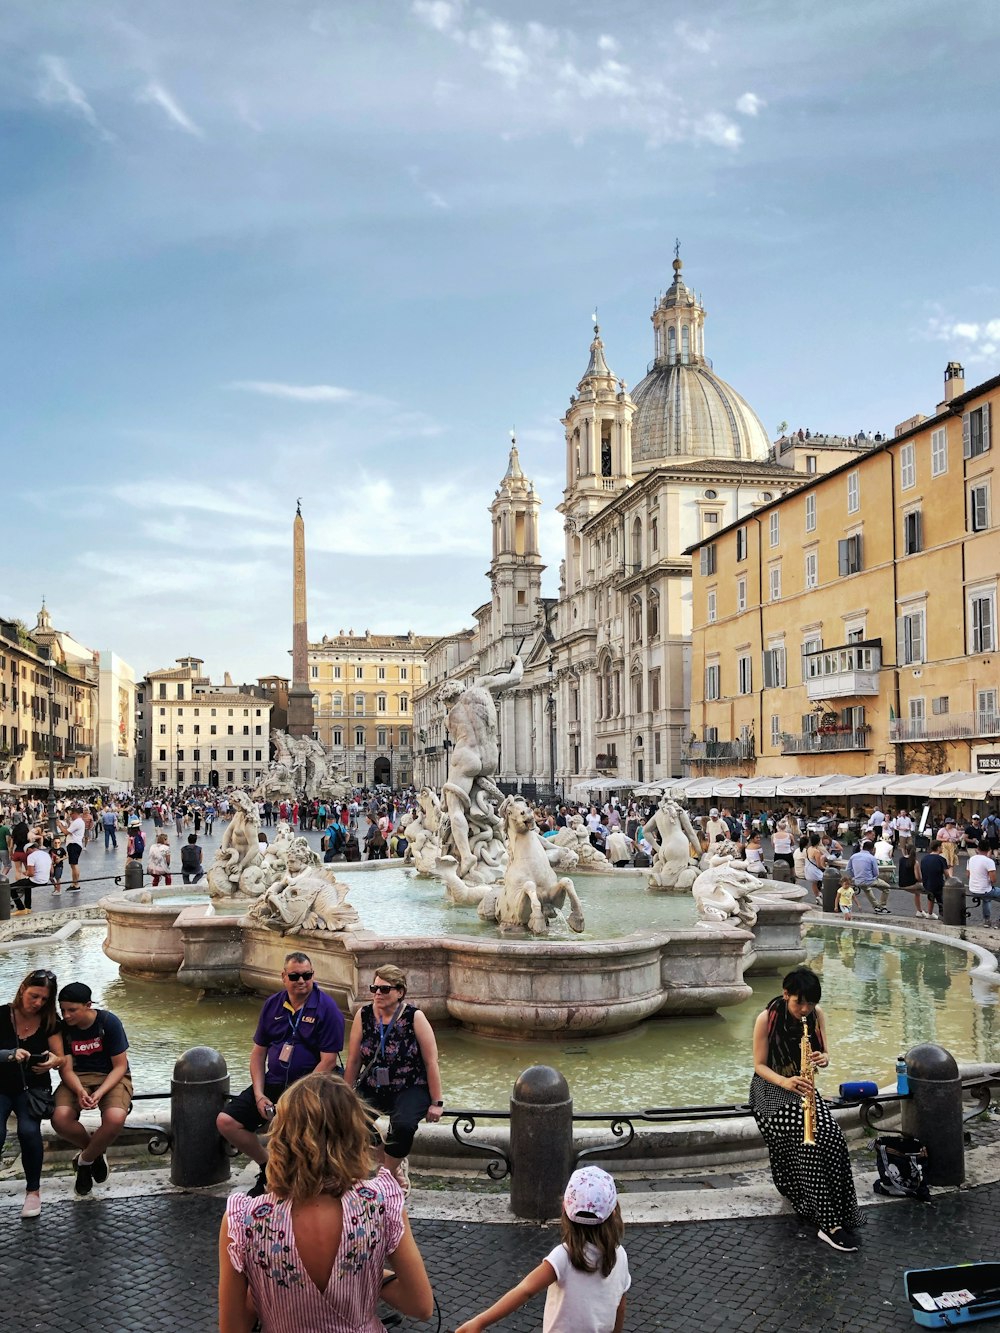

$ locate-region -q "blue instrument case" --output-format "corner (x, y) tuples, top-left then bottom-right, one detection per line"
(904, 1263), (1000, 1327)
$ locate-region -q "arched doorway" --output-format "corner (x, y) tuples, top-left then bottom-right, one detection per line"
(208, 770), (220, 789)
(373, 756), (391, 787)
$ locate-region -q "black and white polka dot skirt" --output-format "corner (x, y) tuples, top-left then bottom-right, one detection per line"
(750, 1075), (864, 1232)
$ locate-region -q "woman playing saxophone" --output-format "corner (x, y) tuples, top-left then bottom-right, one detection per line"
(750, 967), (863, 1254)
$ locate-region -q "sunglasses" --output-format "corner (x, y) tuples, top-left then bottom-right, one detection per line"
(369, 984), (399, 995)
(285, 971), (314, 982)
(28, 970), (55, 986)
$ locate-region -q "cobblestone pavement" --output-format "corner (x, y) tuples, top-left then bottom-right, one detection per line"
(3, 1181), (998, 1332)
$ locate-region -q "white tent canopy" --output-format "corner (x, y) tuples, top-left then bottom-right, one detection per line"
(927, 771), (1000, 801)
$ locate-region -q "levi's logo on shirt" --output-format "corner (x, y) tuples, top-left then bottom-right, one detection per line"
(70, 1035), (104, 1057)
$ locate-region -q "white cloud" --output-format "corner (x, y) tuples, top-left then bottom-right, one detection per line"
(597, 35), (619, 54)
(673, 21), (715, 55)
(925, 315), (1000, 364)
(693, 111), (743, 149)
(137, 81), (205, 137)
(37, 54), (113, 140)
(736, 92), (765, 117)
(227, 380), (359, 403)
(412, 1), (465, 35)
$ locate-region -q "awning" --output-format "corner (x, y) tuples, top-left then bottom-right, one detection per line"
(880, 773), (960, 800)
(810, 773), (872, 798)
(775, 776), (833, 798)
(927, 771), (1000, 801)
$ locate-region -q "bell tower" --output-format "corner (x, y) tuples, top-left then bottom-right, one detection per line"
(489, 438), (544, 640)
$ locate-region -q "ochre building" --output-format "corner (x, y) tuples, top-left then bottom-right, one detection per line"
(688, 362), (999, 778)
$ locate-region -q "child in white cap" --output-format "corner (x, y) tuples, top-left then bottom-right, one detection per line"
(455, 1165), (630, 1332)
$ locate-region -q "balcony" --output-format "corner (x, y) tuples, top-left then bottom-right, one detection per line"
(781, 727), (872, 754)
(686, 739), (756, 766)
(803, 640), (882, 701)
(595, 754), (618, 771)
(890, 711), (1000, 743)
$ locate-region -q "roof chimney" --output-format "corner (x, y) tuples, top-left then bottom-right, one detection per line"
(943, 361), (965, 403)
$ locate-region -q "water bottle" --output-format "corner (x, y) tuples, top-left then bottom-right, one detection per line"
(896, 1054), (909, 1097)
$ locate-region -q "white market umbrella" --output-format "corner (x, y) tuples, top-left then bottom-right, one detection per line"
(927, 771), (1000, 801)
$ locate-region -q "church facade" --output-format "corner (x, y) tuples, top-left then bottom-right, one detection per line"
(414, 257), (859, 795)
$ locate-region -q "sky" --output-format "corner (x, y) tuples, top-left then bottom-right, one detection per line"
(2, 0), (999, 683)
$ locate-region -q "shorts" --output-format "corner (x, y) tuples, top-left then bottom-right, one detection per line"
(55, 1071), (133, 1114)
(222, 1082), (290, 1134)
(925, 885), (944, 906)
(11, 850), (27, 864)
(67, 844), (83, 866)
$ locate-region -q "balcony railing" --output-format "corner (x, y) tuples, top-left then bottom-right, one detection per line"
(781, 727), (872, 754)
(890, 711), (1000, 743)
(803, 640), (882, 701)
(686, 739), (756, 765)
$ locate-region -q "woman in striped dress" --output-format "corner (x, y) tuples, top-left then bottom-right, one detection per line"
(750, 967), (864, 1254)
(219, 1074), (433, 1332)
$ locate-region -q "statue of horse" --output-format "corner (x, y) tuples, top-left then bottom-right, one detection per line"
(478, 796), (584, 934)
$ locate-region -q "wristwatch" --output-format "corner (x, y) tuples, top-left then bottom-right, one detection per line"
(432, 1100), (444, 1107)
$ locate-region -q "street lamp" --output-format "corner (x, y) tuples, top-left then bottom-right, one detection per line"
(546, 659), (557, 802)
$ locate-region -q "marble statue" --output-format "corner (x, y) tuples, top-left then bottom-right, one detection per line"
(477, 796), (585, 935)
(698, 837), (744, 868)
(551, 815), (610, 870)
(645, 798), (701, 891)
(435, 657), (523, 894)
(206, 791), (262, 898)
(247, 838), (360, 935)
(238, 821), (296, 899)
(401, 786), (443, 876)
(691, 857), (761, 929)
(257, 730), (352, 805)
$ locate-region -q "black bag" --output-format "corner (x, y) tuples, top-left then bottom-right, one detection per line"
(24, 1083), (54, 1120)
(873, 1133), (929, 1200)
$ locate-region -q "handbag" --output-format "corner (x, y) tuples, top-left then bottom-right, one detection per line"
(24, 1083), (55, 1120)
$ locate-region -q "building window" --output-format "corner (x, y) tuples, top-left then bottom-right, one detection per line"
(978, 689), (998, 726)
(847, 470), (860, 514)
(707, 590), (717, 623)
(650, 670), (660, 712)
(969, 481), (990, 532)
(377, 694), (387, 713)
(629, 595), (642, 641)
(378, 666), (386, 681)
(704, 511), (720, 532)
(158, 683), (166, 699)
(735, 526), (747, 562)
(970, 590), (997, 653)
(763, 646), (786, 689)
(176, 749), (184, 761)
(909, 698), (925, 722)
(899, 609), (925, 665)
(704, 663), (721, 701)
(377, 728), (387, 746)
(769, 564), (782, 601)
(158, 772), (166, 784)
(400, 728), (409, 745)
(400, 667), (408, 681)
(903, 509), (922, 554)
(159, 723), (166, 735)
(804, 493), (816, 533)
(770, 714), (781, 746)
(738, 655), (752, 695)
(254, 750), (261, 762)
(400, 696), (408, 713)
(736, 576), (747, 613)
(355, 666), (364, 680)
(158, 749), (166, 761)
(932, 696), (950, 715)
(699, 544), (716, 576)
(838, 533), (863, 575)
(226, 749), (234, 761)
(332, 692), (343, 714)
(333, 728), (342, 746)
(931, 427), (948, 476)
(899, 442), (916, 490)
(653, 731), (661, 764)
(310, 666), (318, 679)
(651, 519), (658, 551)
(647, 593), (659, 639)
(804, 550), (818, 589)
(354, 694), (364, 714)
(242, 749), (250, 762)
(963, 403), (991, 458)
(333, 666), (341, 680)
(355, 728), (365, 747)
(769, 511), (780, 547)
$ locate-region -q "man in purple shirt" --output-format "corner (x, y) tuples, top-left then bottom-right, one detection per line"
(216, 950), (345, 1195)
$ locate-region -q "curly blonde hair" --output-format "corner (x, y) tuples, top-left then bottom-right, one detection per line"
(265, 1074), (373, 1201)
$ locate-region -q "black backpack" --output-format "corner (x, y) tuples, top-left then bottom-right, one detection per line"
(873, 1134), (929, 1201)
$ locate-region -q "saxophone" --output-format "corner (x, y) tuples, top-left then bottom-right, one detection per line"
(801, 1017), (817, 1146)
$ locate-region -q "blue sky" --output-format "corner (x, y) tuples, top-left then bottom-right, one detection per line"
(2, 0), (998, 683)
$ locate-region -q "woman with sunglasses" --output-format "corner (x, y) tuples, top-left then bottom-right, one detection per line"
(344, 964), (443, 1196)
(1, 969), (64, 1218)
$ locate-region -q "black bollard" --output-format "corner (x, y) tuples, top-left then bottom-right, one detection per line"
(510, 1065), (574, 1220)
(942, 877), (967, 927)
(124, 860), (144, 890)
(901, 1043), (964, 1186)
(0, 879), (10, 922)
(821, 866), (841, 914)
(171, 1046), (231, 1187)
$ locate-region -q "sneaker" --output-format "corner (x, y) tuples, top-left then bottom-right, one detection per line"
(90, 1153), (109, 1184)
(929, 912), (939, 920)
(12, 909), (31, 916)
(818, 1226), (858, 1253)
(21, 1192), (41, 1219)
(246, 1168), (268, 1198)
(915, 910), (926, 918)
(73, 1155), (94, 1197)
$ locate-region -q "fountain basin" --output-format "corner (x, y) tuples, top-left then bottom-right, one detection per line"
(100, 877), (810, 1039)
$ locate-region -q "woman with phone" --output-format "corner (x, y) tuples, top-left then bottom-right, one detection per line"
(343, 964), (444, 1196)
(0, 968), (63, 1217)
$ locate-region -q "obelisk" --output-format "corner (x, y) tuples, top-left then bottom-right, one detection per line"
(287, 499), (315, 737)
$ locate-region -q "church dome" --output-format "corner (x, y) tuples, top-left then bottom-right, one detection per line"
(630, 257), (771, 466)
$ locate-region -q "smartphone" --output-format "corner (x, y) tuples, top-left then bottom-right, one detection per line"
(29, 1052), (51, 1064)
